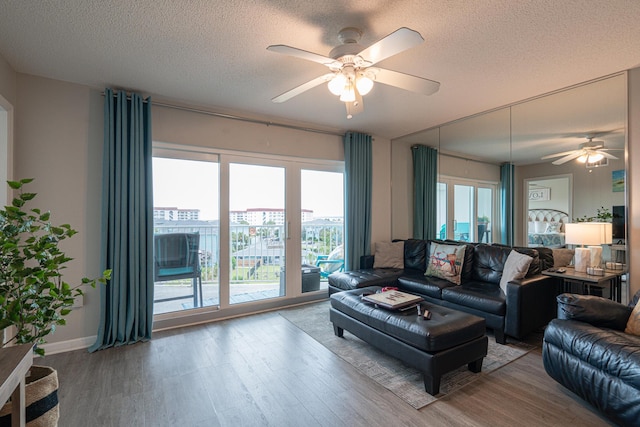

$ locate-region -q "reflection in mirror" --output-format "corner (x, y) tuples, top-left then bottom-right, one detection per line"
(513, 73), (626, 259)
(437, 108), (511, 244)
(524, 175), (572, 248)
(391, 72), (626, 264)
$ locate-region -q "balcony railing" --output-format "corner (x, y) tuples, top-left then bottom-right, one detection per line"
(154, 221), (343, 284)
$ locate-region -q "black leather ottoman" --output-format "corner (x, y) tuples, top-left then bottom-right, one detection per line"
(330, 286), (488, 395)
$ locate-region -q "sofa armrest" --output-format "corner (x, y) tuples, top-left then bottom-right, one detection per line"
(556, 293), (633, 331)
(505, 275), (558, 339)
(360, 255), (374, 269)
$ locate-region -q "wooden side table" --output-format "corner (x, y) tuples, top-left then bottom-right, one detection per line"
(542, 267), (625, 302)
(0, 344), (33, 427)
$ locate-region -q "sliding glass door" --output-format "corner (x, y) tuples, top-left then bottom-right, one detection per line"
(229, 162), (285, 304)
(438, 177), (497, 243)
(152, 144), (344, 317)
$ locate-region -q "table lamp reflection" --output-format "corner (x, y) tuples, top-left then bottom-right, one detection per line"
(564, 222), (612, 273)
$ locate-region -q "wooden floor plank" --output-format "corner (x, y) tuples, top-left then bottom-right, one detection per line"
(41, 306), (614, 426)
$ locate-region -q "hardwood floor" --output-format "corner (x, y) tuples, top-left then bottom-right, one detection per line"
(41, 304), (613, 426)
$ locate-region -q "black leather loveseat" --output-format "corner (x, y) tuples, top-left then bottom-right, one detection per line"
(328, 239), (558, 344)
(543, 293), (640, 426)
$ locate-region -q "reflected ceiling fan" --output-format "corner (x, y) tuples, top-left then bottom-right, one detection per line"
(267, 27), (440, 119)
(541, 136), (622, 165)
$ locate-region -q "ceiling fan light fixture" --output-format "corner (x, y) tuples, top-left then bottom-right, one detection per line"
(328, 74), (346, 95)
(578, 152), (604, 163)
(339, 81), (356, 102)
(356, 74), (374, 96)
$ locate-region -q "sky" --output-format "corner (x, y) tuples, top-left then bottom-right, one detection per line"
(153, 157), (344, 221)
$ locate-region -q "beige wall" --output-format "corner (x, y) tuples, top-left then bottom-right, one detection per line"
(0, 54), (16, 105)
(5, 73), (393, 348)
(13, 75), (104, 346)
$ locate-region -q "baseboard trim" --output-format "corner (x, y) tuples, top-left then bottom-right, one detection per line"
(40, 335), (97, 356)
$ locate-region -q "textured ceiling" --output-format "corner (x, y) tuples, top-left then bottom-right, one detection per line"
(1, 0), (640, 145)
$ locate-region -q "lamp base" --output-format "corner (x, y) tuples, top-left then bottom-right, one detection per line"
(574, 247), (590, 273)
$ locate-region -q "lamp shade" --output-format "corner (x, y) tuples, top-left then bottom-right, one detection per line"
(564, 222), (613, 246)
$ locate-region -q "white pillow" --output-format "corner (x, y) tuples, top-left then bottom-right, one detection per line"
(373, 241), (404, 269)
(534, 221), (546, 233)
(499, 250), (534, 294)
(527, 221), (535, 234)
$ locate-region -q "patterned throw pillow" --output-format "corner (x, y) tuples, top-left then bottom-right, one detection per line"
(425, 243), (466, 285)
(625, 301), (640, 336)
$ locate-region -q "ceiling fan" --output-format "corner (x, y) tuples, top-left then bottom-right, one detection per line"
(540, 136), (622, 165)
(267, 27), (440, 119)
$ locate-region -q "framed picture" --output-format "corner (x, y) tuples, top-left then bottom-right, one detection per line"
(612, 170), (625, 192)
(529, 187), (550, 201)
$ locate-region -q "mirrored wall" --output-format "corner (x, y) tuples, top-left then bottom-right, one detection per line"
(392, 72), (627, 255)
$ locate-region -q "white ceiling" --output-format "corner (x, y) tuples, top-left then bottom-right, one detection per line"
(1, 0), (640, 143)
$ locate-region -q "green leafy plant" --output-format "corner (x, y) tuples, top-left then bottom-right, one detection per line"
(0, 178), (110, 355)
(574, 206), (613, 223)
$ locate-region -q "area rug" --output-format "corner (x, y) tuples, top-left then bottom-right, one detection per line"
(279, 301), (537, 410)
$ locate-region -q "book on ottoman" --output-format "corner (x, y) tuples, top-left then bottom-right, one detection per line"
(363, 290), (423, 310)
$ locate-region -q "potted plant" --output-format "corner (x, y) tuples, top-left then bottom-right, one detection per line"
(0, 178), (110, 425)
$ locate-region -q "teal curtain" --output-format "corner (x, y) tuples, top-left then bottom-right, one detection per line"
(500, 163), (514, 246)
(412, 145), (438, 239)
(344, 132), (372, 270)
(90, 89), (154, 352)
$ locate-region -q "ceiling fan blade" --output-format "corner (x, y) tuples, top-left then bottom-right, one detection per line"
(272, 74), (333, 103)
(374, 68), (440, 95)
(552, 151), (583, 165)
(358, 27), (424, 66)
(345, 91), (364, 119)
(600, 151), (619, 160)
(267, 45), (341, 69)
(541, 150), (579, 160)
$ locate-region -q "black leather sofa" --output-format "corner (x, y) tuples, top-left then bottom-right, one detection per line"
(328, 239), (558, 344)
(543, 293), (640, 427)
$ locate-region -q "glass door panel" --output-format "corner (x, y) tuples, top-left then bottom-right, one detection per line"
(152, 156), (219, 315)
(436, 182), (447, 239)
(229, 163), (285, 304)
(453, 184), (474, 241)
(301, 169), (344, 292)
(477, 187), (493, 243)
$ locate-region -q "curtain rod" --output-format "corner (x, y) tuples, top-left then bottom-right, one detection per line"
(101, 91), (344, 137)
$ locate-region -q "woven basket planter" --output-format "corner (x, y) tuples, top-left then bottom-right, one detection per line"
(0, 366), (60, 427)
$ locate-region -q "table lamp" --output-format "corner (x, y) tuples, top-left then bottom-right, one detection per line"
(564, 222), (612, 273)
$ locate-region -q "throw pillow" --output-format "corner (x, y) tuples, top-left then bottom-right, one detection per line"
(545, 222), (559, 233)
(373, 241), (404, 269)
(551, 248), (575, 268)
(625, 301), (640, 336)
(425, 243), (466, 285)
(499, 250), (534, 294)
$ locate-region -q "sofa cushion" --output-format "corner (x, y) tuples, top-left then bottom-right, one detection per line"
(373, 241), (405, 269)
(397, 273), (457, 299)
(328, 269), (402, 291)
(441, 281), (506, 315)
(472, 244), (509, 284)
(499, 250), (534, 293)
(425, 242), (467, 285)
(401, 239), (427, 272)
